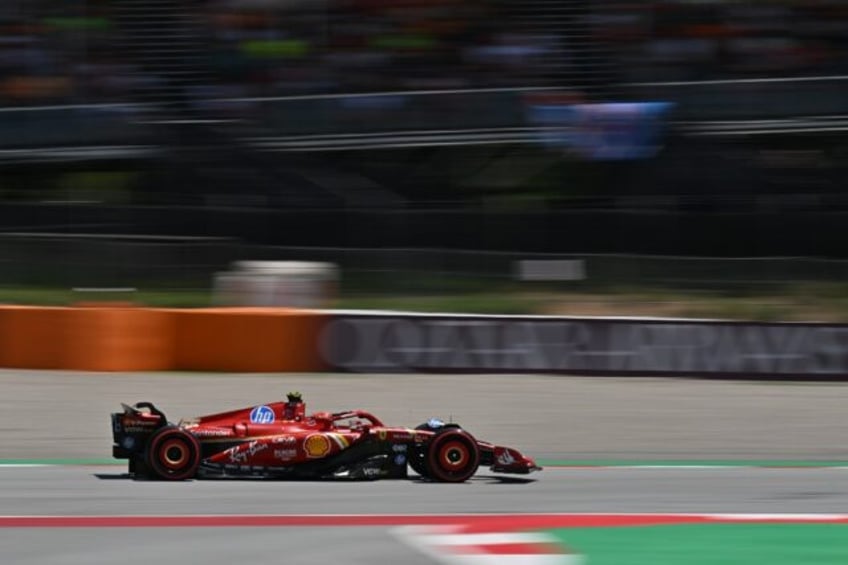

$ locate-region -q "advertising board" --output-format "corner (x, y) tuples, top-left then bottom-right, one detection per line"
(321, 314), (848, 377)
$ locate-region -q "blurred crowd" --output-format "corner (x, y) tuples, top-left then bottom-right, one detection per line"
(204, 0), (559, 98)
(599, 1), (848, 83)
(1, 0), (847, 107)
(0, 0), (560, 108)
(0, 0), (135, 106)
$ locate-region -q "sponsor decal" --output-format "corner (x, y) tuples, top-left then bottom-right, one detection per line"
(329, 434), (350, 449)
(192, 428), (234, 438)
(274, 449), (297, 461)
(377, 430), (387, 441)
(362, 467), (381, 477)
(226, 441), (269, 464)
(123, 426), (162, 433)
(250, 405), (275, 424)
(392, 444), (408, 453)
(321, 316), (848, 376)
(121, 418), (157, 433)
(391, 433), (415, 441)
(394, 454), (407, 465)
(227, 447), (248, 464)
(271, 435), (296, 445)
(246, 441), (268, 457)
(496, 450), (516, 466)
(304, 434), (331, 458)
(123, 418), (157, 427)
(121, 437), (135, 450)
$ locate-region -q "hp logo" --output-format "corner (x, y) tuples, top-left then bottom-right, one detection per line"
(250, 405), (276, 424)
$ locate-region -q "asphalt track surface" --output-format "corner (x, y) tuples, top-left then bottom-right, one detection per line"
(3, 369), (848, 460)
(4, 465), (848, 515)
(3, 465), (848, 564)
(2, 369), (848, 564)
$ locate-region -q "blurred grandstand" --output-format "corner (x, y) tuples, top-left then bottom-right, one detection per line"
(0, 0), (847, 259)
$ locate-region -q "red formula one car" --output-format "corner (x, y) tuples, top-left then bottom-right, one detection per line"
(111, 392), (541, 482)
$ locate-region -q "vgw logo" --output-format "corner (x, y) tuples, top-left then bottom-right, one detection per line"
(250, 405), (275, 424)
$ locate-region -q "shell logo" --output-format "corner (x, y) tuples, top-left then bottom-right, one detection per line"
(304, 434), (331, 458)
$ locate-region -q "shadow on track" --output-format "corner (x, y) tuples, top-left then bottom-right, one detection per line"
(92, 473), (537, 484)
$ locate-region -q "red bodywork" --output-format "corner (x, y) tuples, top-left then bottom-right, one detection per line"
(112, 397), (541, 482)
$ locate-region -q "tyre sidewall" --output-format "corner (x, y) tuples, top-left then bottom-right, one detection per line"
(411, 422), (460, 479)
(425, 429), (480, 483)
(147, 427), (201, 481)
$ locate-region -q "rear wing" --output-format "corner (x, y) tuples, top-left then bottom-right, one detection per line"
(111, 402), (169, 459)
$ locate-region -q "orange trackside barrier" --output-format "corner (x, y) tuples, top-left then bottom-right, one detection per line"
(0, 306), (328, 372)
(63, 307), (175, 372)
(0, 306), (68, 369)
(172, 308), (330, 372)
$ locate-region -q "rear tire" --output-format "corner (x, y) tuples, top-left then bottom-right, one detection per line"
(425, 429), (480, 483)
(146, 427), (201, 481)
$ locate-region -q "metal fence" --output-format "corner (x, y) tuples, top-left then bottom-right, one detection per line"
(0, 234), (239, 288)
(1, 235), (846, 293)
(254, 247), (848, 293)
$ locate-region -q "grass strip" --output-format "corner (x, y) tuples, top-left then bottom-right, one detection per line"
(549, 524), (848, 565)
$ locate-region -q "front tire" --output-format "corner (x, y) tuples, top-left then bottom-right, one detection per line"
(146, 426), (201, 481)
(425, 429), (480, 483)
(410, 422), (460, 479)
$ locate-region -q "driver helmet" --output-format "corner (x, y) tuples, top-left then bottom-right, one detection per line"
(284, 391), (304, 420)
